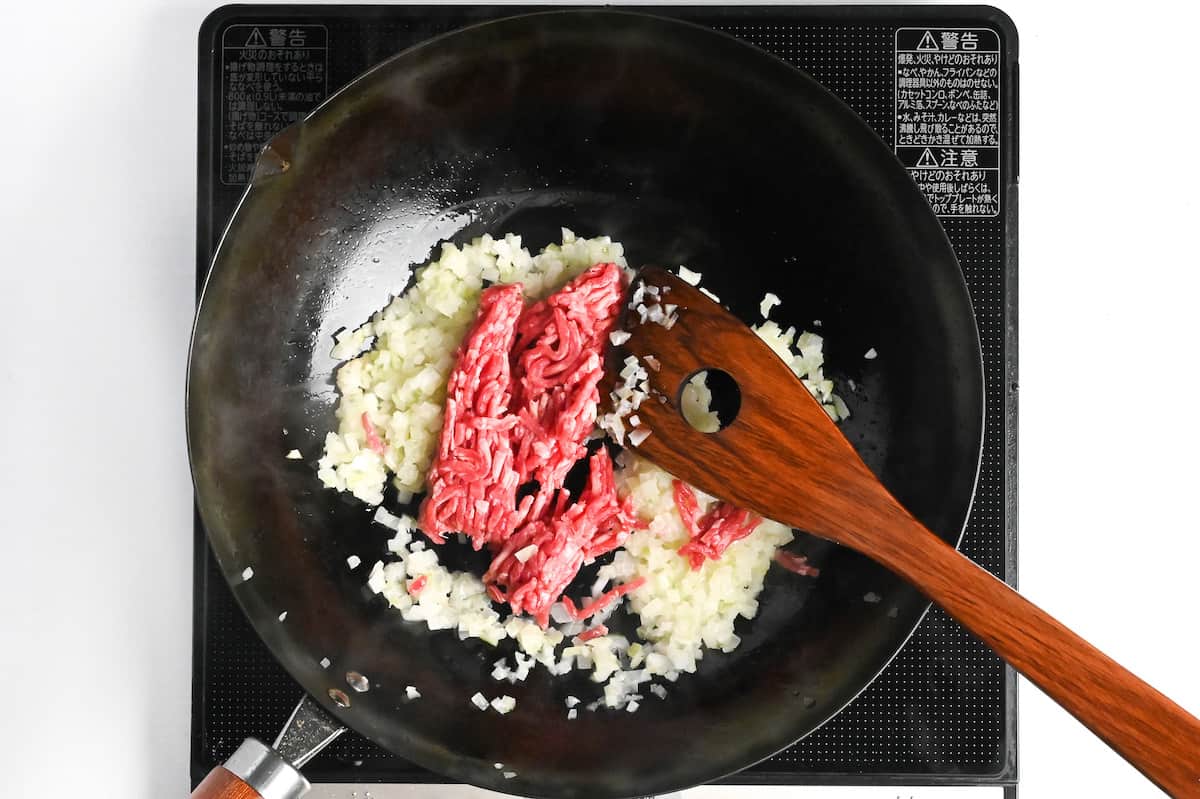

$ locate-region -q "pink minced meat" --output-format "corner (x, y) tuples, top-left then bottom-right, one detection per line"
(484, 449), (641, 626)
(561, 577), (646, 622)
(774, 550), (821, 577)
(576, 625), (608, 642)
(509, 262), (624, 494)
(672, 480), (763, 570)
(419, 284), (525, 547)
(361, 412), (386, 455)
(419, 264), (639, 625)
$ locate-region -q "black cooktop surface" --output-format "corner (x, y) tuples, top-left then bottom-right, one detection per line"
(194, 4), (1018, 789)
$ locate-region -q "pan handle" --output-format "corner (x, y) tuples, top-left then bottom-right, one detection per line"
(191, 766), (262, 799)
(191, 739), (309, 799)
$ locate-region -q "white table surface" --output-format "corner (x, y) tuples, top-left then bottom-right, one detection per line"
(2, 1), (1198, 796)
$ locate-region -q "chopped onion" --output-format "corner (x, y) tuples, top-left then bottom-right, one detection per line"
(372, 506), (405, 531)
(549, 603), (571, 624)
(676, 266), (701, 285)
(471, 692), (489, 710)
(241, 567), (254, 581)
(406, 685), (421, 699)
(609, 330), (631, 346)
(278, 611), (288, 622)
(514, 544), (538, 564)
(320, 657), (331, 669)
(759, 293), (781, 318)
(285, 449), (302, 460)
(346, 555), (362, 570)
(864, 347), (878, 359)
(367, 561), (386, 594)
(491, 695), (517, 714)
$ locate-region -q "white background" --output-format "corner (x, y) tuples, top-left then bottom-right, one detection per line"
(1, 1), (1197, 797)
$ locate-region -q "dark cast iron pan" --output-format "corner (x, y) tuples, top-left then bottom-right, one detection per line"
(187, 10), (983, 799)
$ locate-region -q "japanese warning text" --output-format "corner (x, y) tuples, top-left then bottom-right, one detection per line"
(220, 24), (329, 185)
(895, 28), (1001, 217)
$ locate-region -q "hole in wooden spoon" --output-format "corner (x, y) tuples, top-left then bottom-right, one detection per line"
(680, 369), (740, 432)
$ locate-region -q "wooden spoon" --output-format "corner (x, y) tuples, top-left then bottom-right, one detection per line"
(614, 266), (1200, 797)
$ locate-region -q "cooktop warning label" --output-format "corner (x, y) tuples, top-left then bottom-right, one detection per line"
(219, 24), (328, 185)
(895, 28), (1001, 217)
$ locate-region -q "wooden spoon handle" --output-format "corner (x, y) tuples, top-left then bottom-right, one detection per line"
(618, 267), (1200, 791)
(875, 515), (1200, 796)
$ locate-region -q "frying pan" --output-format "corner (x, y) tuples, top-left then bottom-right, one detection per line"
(187, 10), (983, 798)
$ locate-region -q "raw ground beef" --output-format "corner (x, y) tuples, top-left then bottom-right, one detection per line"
(485, 449), (641, 626)
(418, 284), (525, 546)
(672, 480), (763, 570)
(420, 263), (638, 624)
(509, 261), (625, 493)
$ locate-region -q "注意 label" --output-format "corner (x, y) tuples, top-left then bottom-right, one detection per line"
(894, 28), (1001, 217)
(219, 24), (329, 185)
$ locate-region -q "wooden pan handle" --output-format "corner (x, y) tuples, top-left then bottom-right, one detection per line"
(873, 513), (1200, 797)
(190, 739), (309, 799)
(191, 767), (262, 799)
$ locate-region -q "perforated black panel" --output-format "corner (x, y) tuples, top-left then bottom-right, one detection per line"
(195, 5), (1017, 786)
